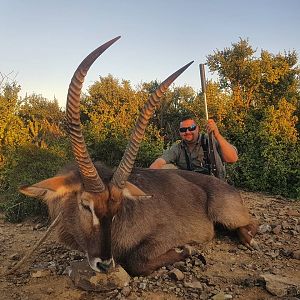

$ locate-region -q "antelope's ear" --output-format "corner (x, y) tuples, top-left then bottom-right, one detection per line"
(122, 182), (152, 201)
(19, 174), (81, 201)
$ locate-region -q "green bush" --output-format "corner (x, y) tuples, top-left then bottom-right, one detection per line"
(0, 144), (70, 222)
(84, 130), (164, 169)
(226, 105), (300, 199)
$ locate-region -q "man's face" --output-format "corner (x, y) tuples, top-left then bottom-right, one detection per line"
(179, 119), (199, 144)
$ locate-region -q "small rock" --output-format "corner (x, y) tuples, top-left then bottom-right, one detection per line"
(46, 288), (54, 295)
(173, 261), (187, 272)
(68, 260), (131, 291)
(183, 280), (203, 290)
(212, 292), (233, 300)
(265, 250), (279, 258)
(243, 278), (256, 287)
(121, 286), (131, 297)
(168, 268), (185, 281)
(272, 225), (281, 235)
(31, 269), (52, 278)
(291, 230), (298, 236)
(281, 221), (290, 230)
(280, 249), (293, 257)
(33, 223), (44, 230)
(9, 253), (20, 260)
(258, 224), (272, 234)
(260, 273), (300, 297)
(286, 209), (300, 217)
(292, 250), (300, 260)
(139, 282), (147, 289)
(237, 244), (248, 250)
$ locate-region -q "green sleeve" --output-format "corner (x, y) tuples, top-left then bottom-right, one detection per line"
(161, 143), (180, 164)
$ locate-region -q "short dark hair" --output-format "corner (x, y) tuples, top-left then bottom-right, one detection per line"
(180, 113), (195, 123)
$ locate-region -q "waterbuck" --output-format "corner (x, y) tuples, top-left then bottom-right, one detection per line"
(20, 36), (258, 276)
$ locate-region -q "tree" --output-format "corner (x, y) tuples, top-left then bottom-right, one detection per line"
(207, 38), (300, 111)
(207, 39), (300, 198)
(18, 94), (66, 148)
(81, 75), (163, 166)
(207, 38), (259, 108)
(143, 81), (197, 145)
(0, 88), (70, 222)
(0, 82), (29, 161)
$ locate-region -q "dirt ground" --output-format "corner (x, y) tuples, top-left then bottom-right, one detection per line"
(0, 190), (299, 300)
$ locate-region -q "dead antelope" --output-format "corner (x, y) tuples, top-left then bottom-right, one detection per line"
(20, 36), (258, 276)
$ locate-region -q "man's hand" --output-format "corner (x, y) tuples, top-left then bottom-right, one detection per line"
(149, 158), (167, 169)
(205, 119), (238, 163)
(206, 119), (220, 138)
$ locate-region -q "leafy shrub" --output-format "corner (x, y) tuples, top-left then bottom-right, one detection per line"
(0, 144), (70, 222)
(84, 126), (164, 169)
(227, 102), (300, 199)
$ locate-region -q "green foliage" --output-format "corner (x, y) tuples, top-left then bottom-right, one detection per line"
(136, 125), (165, 167)
(144, 81), (198, 144)
(19, 94), (66, 148)
(0, 83), (71, 222)
(0, 145), (70, 222)
(207, 39), (300, 110)
(225, 100), (300, 199)
(83, 75), (146, 139)
(206, 39), (300, 199)
(0, 83), (30, 155)
(81, 75), (164, 167)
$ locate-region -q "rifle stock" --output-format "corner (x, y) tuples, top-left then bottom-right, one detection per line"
(199, 64), (220, 178)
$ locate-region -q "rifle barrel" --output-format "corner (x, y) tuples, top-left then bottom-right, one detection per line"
(199, 64), (209, 120)
(199, 63), (220, 178)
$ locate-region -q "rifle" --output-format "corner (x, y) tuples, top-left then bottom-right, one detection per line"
(199, 64), (221, 178)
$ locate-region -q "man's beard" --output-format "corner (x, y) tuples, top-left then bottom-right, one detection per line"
(184, 137), (197, 144)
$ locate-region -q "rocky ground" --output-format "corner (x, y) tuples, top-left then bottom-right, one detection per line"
(0, 191), (299, 300)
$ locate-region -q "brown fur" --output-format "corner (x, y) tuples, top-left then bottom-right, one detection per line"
(20, 162), (257, 276)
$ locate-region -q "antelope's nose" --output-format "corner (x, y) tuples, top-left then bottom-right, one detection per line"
(97, 260), (113, 272)
(89, 257), (115, 273)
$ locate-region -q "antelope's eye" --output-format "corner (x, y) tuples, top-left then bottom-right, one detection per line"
(80, 200), (91, 212)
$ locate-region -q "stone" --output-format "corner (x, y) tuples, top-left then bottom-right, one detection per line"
(9, 253), (20, 260)
(258, 224), (272, 234)
(31, 269), (52, 278)
(292, 250), (300, 260)
(183, 280), (203, 290)
(168, 268), (185, 281)
(260, 273), (300, 297)
(286, 209), (300, 217)
(173, 261), (187, 272)
(33, 223), (44, 230)
(68, 260), (131, 292)
(281, 221), (290, 230)
(211, 292), (233, 300)
(265, 250), (279, 258)
(121, 286), (131, 297)
(272, 225), (281, 235)
(46, 288), (54, 294)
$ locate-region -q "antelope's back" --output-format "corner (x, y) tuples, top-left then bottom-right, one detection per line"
(128, 168), (246, 227)
(129, 168), (240, 203)
(111, 168), (217, 256)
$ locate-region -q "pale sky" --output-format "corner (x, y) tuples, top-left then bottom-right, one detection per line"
(1, 0), (299, 107)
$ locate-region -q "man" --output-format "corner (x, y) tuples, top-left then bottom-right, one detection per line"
(149, 118), (238, 178)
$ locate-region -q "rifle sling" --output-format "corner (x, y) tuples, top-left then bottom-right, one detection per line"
(183, 146), (193, 171)
(183, 133), (208, 172)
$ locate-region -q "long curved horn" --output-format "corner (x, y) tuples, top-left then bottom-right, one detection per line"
(111, 61), (194, 189)
(66, 36), (121, 193)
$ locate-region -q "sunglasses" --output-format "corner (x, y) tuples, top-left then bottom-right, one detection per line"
(179, 125), (197, 133)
